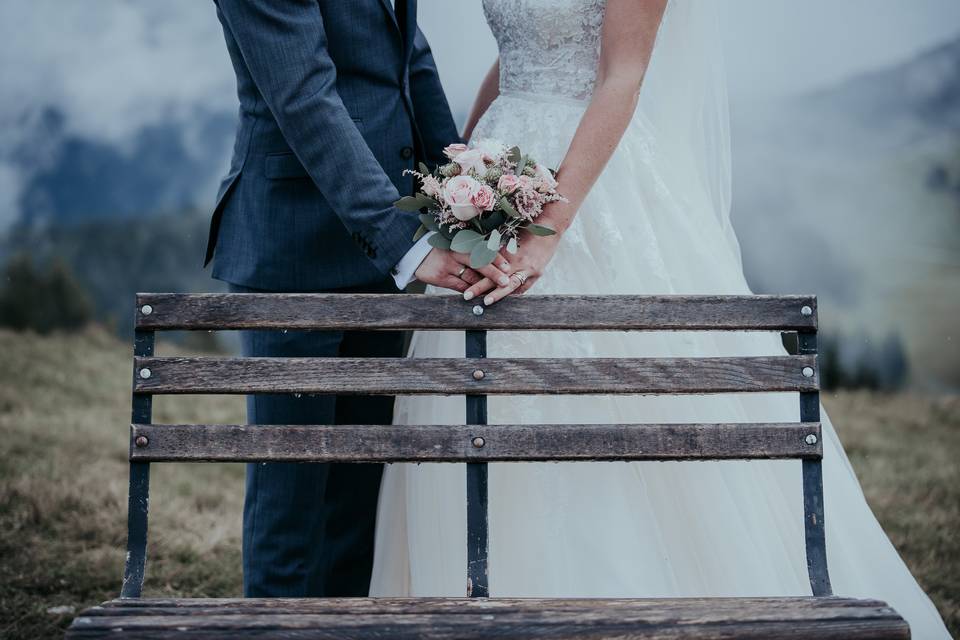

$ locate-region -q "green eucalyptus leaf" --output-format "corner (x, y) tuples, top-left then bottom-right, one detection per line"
(526, 223), (557, 237)
(396, 193), (434, 212)
(450, 229), (484, 253)
(419, 162), (430, 175)
(486, 228), (502, 251)
(479, 211), (507, 233)
(413, 224), (430, 242)
(499, 197), (520, 218)
(427, 233), (452, 250)
(395, 195), (424, 212)
(469, 242), (498, 269)
(418, 213), (440, 232)
(506, 236), (518, 254)
(506, 146), (521, 165)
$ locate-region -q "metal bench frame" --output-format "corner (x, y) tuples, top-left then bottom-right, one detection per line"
(121, 293), (828, 599)
(67, 293), (911, 638)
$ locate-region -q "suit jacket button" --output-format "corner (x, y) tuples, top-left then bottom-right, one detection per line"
(400, 146), (413, 160)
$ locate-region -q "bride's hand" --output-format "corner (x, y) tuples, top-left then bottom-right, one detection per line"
(469, 231), (562, 306)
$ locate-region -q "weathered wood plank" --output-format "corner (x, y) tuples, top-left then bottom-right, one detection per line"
(133, 355), (818, 395)
(67, 597), (908, 640)
(135, 293), (817, 331)
(129, 422), (823, 462)
(84, 596), (893, 615)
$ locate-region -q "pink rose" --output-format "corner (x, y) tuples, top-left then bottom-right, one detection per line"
(453, 148), (488, 176)
(471, 184), (496, 211)
(497, 174), (520, 194)
(517, 174), (535, 191)
(443, 143), (468, 159)
(443, 175), (482, 221)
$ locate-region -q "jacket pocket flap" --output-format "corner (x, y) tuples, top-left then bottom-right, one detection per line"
(264, 152), (309, 180)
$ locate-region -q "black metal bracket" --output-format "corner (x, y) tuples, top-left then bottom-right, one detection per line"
(799, 329), (832, 596)
(121, 329), (154, 598)
(465, 329), (489, 598)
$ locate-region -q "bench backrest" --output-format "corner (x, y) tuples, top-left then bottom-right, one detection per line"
(122, 293), (829, 599)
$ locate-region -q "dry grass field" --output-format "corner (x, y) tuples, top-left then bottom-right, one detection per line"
(0, 327), (957, 638)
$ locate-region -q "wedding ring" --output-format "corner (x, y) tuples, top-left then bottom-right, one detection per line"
(511, 271), (528, 285)
(457, 266), (467, 277)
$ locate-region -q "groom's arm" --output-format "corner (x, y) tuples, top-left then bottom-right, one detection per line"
(408, 27), (461, 165)
(387, 27), (462, 288)
(215, 0), (418, 277)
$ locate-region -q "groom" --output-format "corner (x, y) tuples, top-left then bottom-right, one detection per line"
(206, 0), (509, 597)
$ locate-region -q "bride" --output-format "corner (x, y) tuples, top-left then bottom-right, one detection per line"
(370, 1), (950, 637)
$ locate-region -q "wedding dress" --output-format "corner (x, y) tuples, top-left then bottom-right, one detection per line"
(370, 1), (950, 637)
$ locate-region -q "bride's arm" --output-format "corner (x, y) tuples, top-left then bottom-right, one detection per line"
(469, 0), (668, 305)
(462, 59), (500, 142)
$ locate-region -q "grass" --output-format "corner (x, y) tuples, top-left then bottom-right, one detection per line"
(0, 327), (956, 638)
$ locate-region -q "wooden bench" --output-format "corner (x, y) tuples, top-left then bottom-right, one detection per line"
(68, 293), (910, 639)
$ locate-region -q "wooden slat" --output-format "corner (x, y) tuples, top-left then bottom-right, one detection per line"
(135, 293), (817, 331)
(133, 355), (818, 395)
(80, 596), (899, 616)
(67, 597), (909, 639)
(129, 422), (823, 462)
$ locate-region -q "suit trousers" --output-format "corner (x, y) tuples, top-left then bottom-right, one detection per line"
(229, 281), (405, 597)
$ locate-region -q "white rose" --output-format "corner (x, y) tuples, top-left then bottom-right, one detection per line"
(473, 138), (508, 162)
(453, 148), (488, 176)
(534, 163), (559, 191)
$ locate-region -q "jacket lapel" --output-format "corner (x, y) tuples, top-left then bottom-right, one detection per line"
(401, 0), (417, 67)
(378, 0), (400, 34)
(379, 0), (416, 67)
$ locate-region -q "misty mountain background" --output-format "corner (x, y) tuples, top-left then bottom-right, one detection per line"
(0, 1), (957, 389)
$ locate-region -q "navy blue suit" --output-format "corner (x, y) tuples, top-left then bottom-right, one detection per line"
(209, 0), (458, 597)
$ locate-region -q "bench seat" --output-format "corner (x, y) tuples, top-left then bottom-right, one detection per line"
(68, 596), (909, 639)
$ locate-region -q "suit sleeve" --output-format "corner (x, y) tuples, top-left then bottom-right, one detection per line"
(216, 0), (418, 275)
(408, 27), (462, 166)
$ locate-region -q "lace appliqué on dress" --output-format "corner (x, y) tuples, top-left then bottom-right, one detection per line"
(482, 0), (607, 101)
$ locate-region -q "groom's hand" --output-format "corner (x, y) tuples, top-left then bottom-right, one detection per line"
(414, 248), (512, 294)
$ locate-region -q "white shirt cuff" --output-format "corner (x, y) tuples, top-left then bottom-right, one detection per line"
(391, 232), (435, 289)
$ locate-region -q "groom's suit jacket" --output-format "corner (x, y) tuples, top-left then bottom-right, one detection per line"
(207, 0), (459, 291)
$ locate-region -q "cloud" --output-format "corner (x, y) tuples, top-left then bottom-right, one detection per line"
(0, 0), (235, 143)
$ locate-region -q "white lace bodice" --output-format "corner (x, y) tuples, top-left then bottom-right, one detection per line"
(482, 0), (607, 102)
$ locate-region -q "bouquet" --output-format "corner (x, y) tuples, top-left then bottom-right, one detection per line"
(395, 139), (564, 268)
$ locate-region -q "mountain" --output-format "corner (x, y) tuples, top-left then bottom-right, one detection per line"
(804, 36), (960, 139)
(0, 0), (237, 230)
(5, 105), (234, 227)
(731, 35), (960, 390)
